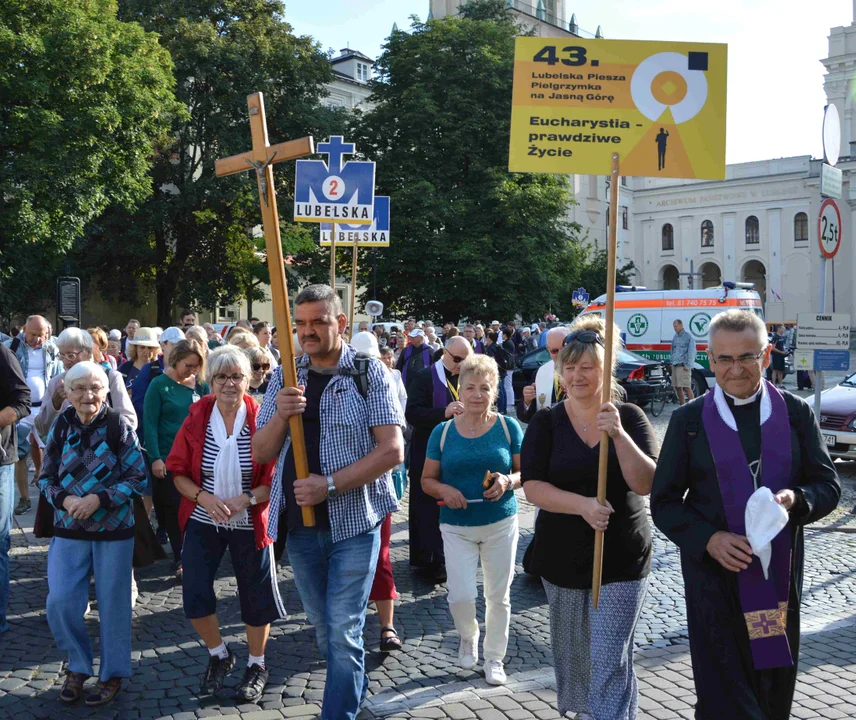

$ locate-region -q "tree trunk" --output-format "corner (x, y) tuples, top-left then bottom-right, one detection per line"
(246, 292), (253, 322)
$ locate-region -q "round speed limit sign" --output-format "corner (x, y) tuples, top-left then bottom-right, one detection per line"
(818, 198), (842, 259)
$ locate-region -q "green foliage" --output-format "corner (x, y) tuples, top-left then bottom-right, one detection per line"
(348, 1), (586, 322)
(0, 0), (180, 320)
(559, 247), (636, 319)
(75, 0), (346, 325)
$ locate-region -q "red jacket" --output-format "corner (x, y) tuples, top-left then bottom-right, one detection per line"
(166, 394), (275, 549)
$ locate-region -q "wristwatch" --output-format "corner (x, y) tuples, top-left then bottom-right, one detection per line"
(326, 475), (338, 499)
(244, 491), (257, 506)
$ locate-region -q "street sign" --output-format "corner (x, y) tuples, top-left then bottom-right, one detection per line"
(797, 312), (850, 350)
(814, 349), (850, 372)
(56, 277), (80, 324)
(794, 349), (814, 371)
(822, 103), (841, 167)
(294, 136), (375, 224)
(508, 38), (727, 178)
(818, 198), (842, 259)
(320, 196), (390, 247)
(820, 163), (842, 199)
(572, 287), (590, 308)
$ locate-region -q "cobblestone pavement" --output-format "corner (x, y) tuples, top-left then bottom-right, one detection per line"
(3, 390), (856, 719)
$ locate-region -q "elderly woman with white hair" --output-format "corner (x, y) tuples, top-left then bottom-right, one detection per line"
(242, 345), (271, 402)
(421, 354), (524, 685)
(166, 345), (280, 702)
(39, 361), (146, 706)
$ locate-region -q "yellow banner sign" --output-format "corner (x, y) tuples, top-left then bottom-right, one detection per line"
(509, 38), (727, 179)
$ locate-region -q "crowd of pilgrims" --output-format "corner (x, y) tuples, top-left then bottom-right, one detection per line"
(0, 290), (840, 720)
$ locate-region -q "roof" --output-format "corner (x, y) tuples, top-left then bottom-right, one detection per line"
(331, 48), (375, 65)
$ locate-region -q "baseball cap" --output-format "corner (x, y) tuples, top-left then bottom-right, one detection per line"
(128, 327), (160, 348)
(159, 326), (186, 344)
(408, 328), (425, 338)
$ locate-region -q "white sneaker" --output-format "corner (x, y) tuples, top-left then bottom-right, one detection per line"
(458, 633), (479, 670)
(131, 577), (139, 609)
(484, 659), (506, 685)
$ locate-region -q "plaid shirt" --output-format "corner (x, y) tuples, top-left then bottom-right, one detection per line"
(258, 343), (404, 544)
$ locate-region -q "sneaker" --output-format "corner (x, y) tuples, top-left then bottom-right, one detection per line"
(484, 660), (507, 685)
(14, 497), (31, 515)
(458, 632), (479, 670)
(234, 663), (269, 703)
(199, 648), (236, 696)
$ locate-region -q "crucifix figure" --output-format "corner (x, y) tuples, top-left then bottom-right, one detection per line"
(215, 92), (316, 526)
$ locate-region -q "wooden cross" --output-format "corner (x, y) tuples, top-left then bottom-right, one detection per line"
(215, 92), (316, 527)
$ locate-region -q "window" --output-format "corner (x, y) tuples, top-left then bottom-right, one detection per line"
(794, 212), (808, 243)
(621, 206), (628, 230)
(356, 62), (369, 82)
(621, 176), (627, 187)
(662, 223), (674, 251)
(745, 215), (759, 244)
(701, 219), (714, 248)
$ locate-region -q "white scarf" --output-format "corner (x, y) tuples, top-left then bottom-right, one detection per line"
(209, 400), (248, 527)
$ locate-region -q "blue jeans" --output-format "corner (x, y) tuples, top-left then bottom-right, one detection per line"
(46, 536), (134, 680)
(288, 524), (381, 720)
(0, 464), (14, 632)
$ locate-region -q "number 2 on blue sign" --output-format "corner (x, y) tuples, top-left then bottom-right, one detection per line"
(533, 45), (588, 67)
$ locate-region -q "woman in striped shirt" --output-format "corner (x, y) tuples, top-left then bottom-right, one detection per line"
(166, 346), (279, 704)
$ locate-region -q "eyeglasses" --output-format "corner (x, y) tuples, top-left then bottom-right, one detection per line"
(710, 349), (766, 368)
(444, 349), (466, 363)
(212, 373), (245, 386)
(563, 330), (605, 348)
(59, 350), (86, 361)
(179, 360), (200, 371)
(69, 385), (104, 396)
(252, 363), (270, 372)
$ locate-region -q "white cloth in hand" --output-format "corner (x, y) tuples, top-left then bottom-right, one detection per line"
(744, 486), (789, 579)
(209, 401), (248, 527)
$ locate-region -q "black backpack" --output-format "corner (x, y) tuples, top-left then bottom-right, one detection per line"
(52, 406), (123, 457)
(298, 352), (372, 400)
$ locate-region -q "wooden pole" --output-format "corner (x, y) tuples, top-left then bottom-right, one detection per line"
(349, 241), (359, 340)
(592, 152), (620, 609)
(330, 224), (337, 289)
(214, 93), (315, 527)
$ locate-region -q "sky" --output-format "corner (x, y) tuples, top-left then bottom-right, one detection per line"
(284, 0), (853, 165)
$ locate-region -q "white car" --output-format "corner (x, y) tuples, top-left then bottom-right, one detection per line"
(818, 373), (856, 460)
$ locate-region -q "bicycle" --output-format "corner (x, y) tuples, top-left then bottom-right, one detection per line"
(650, 376), (677, 418)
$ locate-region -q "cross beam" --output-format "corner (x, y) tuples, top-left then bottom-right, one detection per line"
(215, 92), (316, 527)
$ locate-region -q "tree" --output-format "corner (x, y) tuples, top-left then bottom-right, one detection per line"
(76, 0), (346, 326)
(348, 0), (584, 322)
(559, 247), (636, 320)
(0, 0), (180, 321)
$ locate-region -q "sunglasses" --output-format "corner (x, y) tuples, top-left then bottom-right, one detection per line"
(252, 363), (271, 372)
(444, 349), (466, 363)
(563, 330), (605, 348)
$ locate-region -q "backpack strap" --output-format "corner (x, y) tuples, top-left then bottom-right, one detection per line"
(10, 337), (21, 355)
(351, 352), (371, 401)
(497, 413), (511, 448)
(105, 407), (123, 456)
(439, 420), (453, 453)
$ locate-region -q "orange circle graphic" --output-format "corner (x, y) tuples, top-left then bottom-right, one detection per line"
(651, 71), (688, 106)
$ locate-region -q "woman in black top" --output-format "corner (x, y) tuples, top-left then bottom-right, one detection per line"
(521, 315), (658, 720)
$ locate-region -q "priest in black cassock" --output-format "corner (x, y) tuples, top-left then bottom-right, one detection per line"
(404, 336), (473, 584)
(651, 309), (840, 720)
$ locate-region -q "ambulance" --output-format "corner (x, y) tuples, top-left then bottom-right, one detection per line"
(581, 282), (764, 397)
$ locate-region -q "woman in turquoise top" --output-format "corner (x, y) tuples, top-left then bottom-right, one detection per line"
(422, 354), (523, 686)
(143, 339), (209, 581)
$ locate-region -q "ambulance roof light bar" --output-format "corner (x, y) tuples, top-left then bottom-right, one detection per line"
(722, 281), (755, 290)
(616, 285), (647, 292)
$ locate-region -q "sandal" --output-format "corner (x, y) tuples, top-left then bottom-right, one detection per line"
(59, 671), (89, 703)
(85, 677), (122, 706)
(380, 625), (403, 652)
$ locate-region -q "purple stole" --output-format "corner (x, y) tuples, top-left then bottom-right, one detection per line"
(432, 361), (454, 407)
(473, 339), (484, 354)
(702, 381), (794, 670)
(401, 344), (431, 386)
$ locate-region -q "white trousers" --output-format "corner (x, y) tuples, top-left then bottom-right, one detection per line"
(440, 514), (519, 662)
(502, 375), (514, 414)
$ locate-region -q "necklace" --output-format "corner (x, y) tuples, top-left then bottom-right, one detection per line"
(568, 402), (598, 433)
(462, 413), (492, 436)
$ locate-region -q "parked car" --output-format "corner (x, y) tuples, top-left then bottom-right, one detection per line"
(818, 373), (856, 461)
(511, 346), (671, 408)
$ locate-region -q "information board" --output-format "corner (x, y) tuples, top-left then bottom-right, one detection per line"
(796, 313), (851, 372)
(56, 277), (81, 322)
(509, 38), (727, 178)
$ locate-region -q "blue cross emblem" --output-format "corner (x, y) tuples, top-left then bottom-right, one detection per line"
(317, 136), (355, 174)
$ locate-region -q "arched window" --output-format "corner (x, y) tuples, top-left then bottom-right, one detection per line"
(662, 223), (674, 251)
(745, 215), (759, 244)
(701, 220), (714, 248)
(794, 212), (808, 243)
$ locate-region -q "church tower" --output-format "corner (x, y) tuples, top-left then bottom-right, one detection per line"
(429, 1), (570, 32)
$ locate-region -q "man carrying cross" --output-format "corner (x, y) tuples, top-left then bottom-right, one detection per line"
(651, 309), (840, 719)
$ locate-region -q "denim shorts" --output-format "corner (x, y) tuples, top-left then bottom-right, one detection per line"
(15, 422), (30, 460)
(181, 519), (285, 626)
